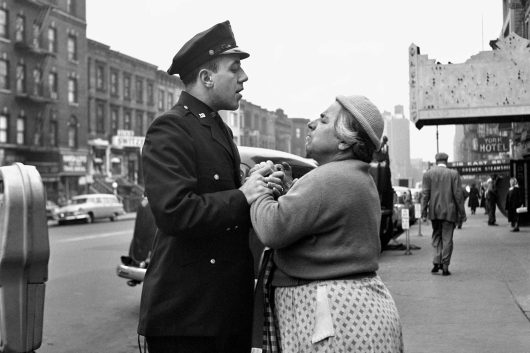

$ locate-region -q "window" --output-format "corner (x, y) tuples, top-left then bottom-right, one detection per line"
(296, 128), (300, 138)
(33, 67), (42, 96)
(0, 58), (9, 90)
(124, 110), (131, 130)
(135, 78), (143, 103)
(96, 101), (105, 133)
(68, 116), (78, 148)
(96, 64), (105, 91)
(135, 110), (143, 135)
(167, 92), (173, 109)
(147, 82), (154, 105)
(110, 107), (118, 135)
(110, 70), (118, 96)
(66, 0), (76, 14)
(32, 23), (40, 48)
(147, 113), (155, 127)
(48, 71), (57, 99)
(49, 111), (57, 146)
(15, 14), (25, 42)
(67, 34), (77, 61)
(47, 26), (56, 53)
(16, 115), (25, 144)
(0, 112), (7, 143)
(34, 113), (43, 146)
(16, 63), (25, 93)
(158, 89), (165, 110)
(68, 77), (78, 104)
(0, 8), (8, 39)
(123, 75), (131, 100)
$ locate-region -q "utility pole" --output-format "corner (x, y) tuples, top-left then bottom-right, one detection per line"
(436, 125), (439, 154)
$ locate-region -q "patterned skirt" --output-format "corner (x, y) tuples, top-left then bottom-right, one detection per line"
(274, 276), (403, 353)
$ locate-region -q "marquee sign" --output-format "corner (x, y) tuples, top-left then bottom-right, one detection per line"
(472, 136), (510, 154)
(447, 160), (510, 175)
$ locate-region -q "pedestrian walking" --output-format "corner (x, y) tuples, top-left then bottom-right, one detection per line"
(421, 152), (466, 276)
(137, 20), (281, 353)
(251, 95), (403, 352)
(505, 177), (523, 232)
(468, 183), (480, 215)
(486, 176), (498, 226)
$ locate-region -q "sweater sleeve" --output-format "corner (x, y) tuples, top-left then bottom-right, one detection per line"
(250, 172), (322, 249)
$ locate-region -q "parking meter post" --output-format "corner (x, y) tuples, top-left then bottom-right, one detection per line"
(404, 229), (412, 255)
(0, 163), (49, 353)
(414, 203), (423, 236)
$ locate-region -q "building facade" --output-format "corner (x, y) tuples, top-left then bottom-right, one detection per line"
(1, 0), (88, 202)
(383, 105), (413, 186)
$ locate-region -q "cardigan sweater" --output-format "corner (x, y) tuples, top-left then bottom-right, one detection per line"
(250, 159), (381, 280)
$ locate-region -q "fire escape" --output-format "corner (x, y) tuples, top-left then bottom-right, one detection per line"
(13, 2), (55, 124)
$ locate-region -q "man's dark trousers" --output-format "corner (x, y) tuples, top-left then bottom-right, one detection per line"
(431, 219), (455, 266)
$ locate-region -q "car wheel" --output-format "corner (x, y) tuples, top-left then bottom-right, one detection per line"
(86, 213), (94, 224)
(110, 214), (116, 222)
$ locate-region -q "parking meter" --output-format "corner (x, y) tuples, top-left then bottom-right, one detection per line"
(0, 164), (50, 353)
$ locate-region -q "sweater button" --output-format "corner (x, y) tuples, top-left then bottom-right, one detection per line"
(213, 174), (220, 180)
(210, 258), (216, 264)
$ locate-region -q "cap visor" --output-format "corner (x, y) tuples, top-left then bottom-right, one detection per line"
(221, 47), (250, 59)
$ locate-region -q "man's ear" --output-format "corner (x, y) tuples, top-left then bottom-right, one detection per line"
(199, 69), (214, 87)
(338, 142), (350, 150)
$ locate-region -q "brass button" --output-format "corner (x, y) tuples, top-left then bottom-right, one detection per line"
(213, 174), (220, 180)
(210, 258), (216, 264)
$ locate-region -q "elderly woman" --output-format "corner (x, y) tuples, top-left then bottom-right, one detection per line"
(251, 96), (403, 352)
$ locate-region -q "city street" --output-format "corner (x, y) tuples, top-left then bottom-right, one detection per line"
(41, 216), (141, 353)
(39, 208), (530, 353)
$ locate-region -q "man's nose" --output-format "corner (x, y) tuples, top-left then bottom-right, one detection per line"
(239, 70), (248, 83)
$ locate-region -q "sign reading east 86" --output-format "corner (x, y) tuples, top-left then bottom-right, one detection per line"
(112, 130), (145, 148)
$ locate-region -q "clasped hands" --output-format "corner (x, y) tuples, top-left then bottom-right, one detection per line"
(239, 160), (293, 204)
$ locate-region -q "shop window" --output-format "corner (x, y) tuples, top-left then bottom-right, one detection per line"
(16, 115), (25, 145)
(15, 14), (25, 42)
(16, 63), (25, 93)
(0, 8), (8, 39)
(0, 112), (8, 143)
(0, 58), (9, 90)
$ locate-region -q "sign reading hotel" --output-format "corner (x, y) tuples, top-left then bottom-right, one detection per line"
(472, 136), (510, 154)
(112, 129), (145, 148)
(409, 33), (530, 128)
(447, 160), (510, 175)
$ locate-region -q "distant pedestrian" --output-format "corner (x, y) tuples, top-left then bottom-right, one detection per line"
(457, 186), (469, 229)
(468, 183), (480, 215)
(480, 185), (487, 214)
(422, 152), (466, 276)
(486, 176), (498, 226)
(505, 177), (523, 232)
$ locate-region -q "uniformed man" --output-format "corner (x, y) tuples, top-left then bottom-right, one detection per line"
(138, 21), (279, 353)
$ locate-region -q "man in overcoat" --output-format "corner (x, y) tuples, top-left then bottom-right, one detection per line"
(421, 152), (466, 276)
(138, 21), (276, 353)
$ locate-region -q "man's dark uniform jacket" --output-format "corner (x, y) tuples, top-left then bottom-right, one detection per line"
(138, 91), (253, 338)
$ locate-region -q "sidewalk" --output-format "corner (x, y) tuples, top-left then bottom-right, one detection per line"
(378, 208), (530, 353)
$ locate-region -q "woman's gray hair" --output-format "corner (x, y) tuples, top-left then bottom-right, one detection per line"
(334, 106), (376, 163)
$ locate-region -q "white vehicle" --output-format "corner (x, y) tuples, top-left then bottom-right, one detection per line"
(56, 193), (125, 225)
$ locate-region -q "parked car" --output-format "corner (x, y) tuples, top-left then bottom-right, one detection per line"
(117, 145), (397, 286)
(55, 193), (125, 225)
(46, 200), (59, 221)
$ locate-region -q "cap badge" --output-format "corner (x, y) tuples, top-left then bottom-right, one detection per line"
(209, 50), (214, 55)
(199, 113), (206, 118)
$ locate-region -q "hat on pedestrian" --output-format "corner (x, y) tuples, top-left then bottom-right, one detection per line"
(336, 95), (384, 150)
(167, 20), (249, 79)
(435, 152), (449, 162)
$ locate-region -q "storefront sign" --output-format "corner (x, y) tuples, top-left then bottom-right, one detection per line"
(62, 155), (87, 173)
(448, 160), (509, 175)
(472, 136), (510, 154)
(112, 134), (145, 148)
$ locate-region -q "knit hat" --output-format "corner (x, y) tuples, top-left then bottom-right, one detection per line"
(336, 95), (384, 150)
